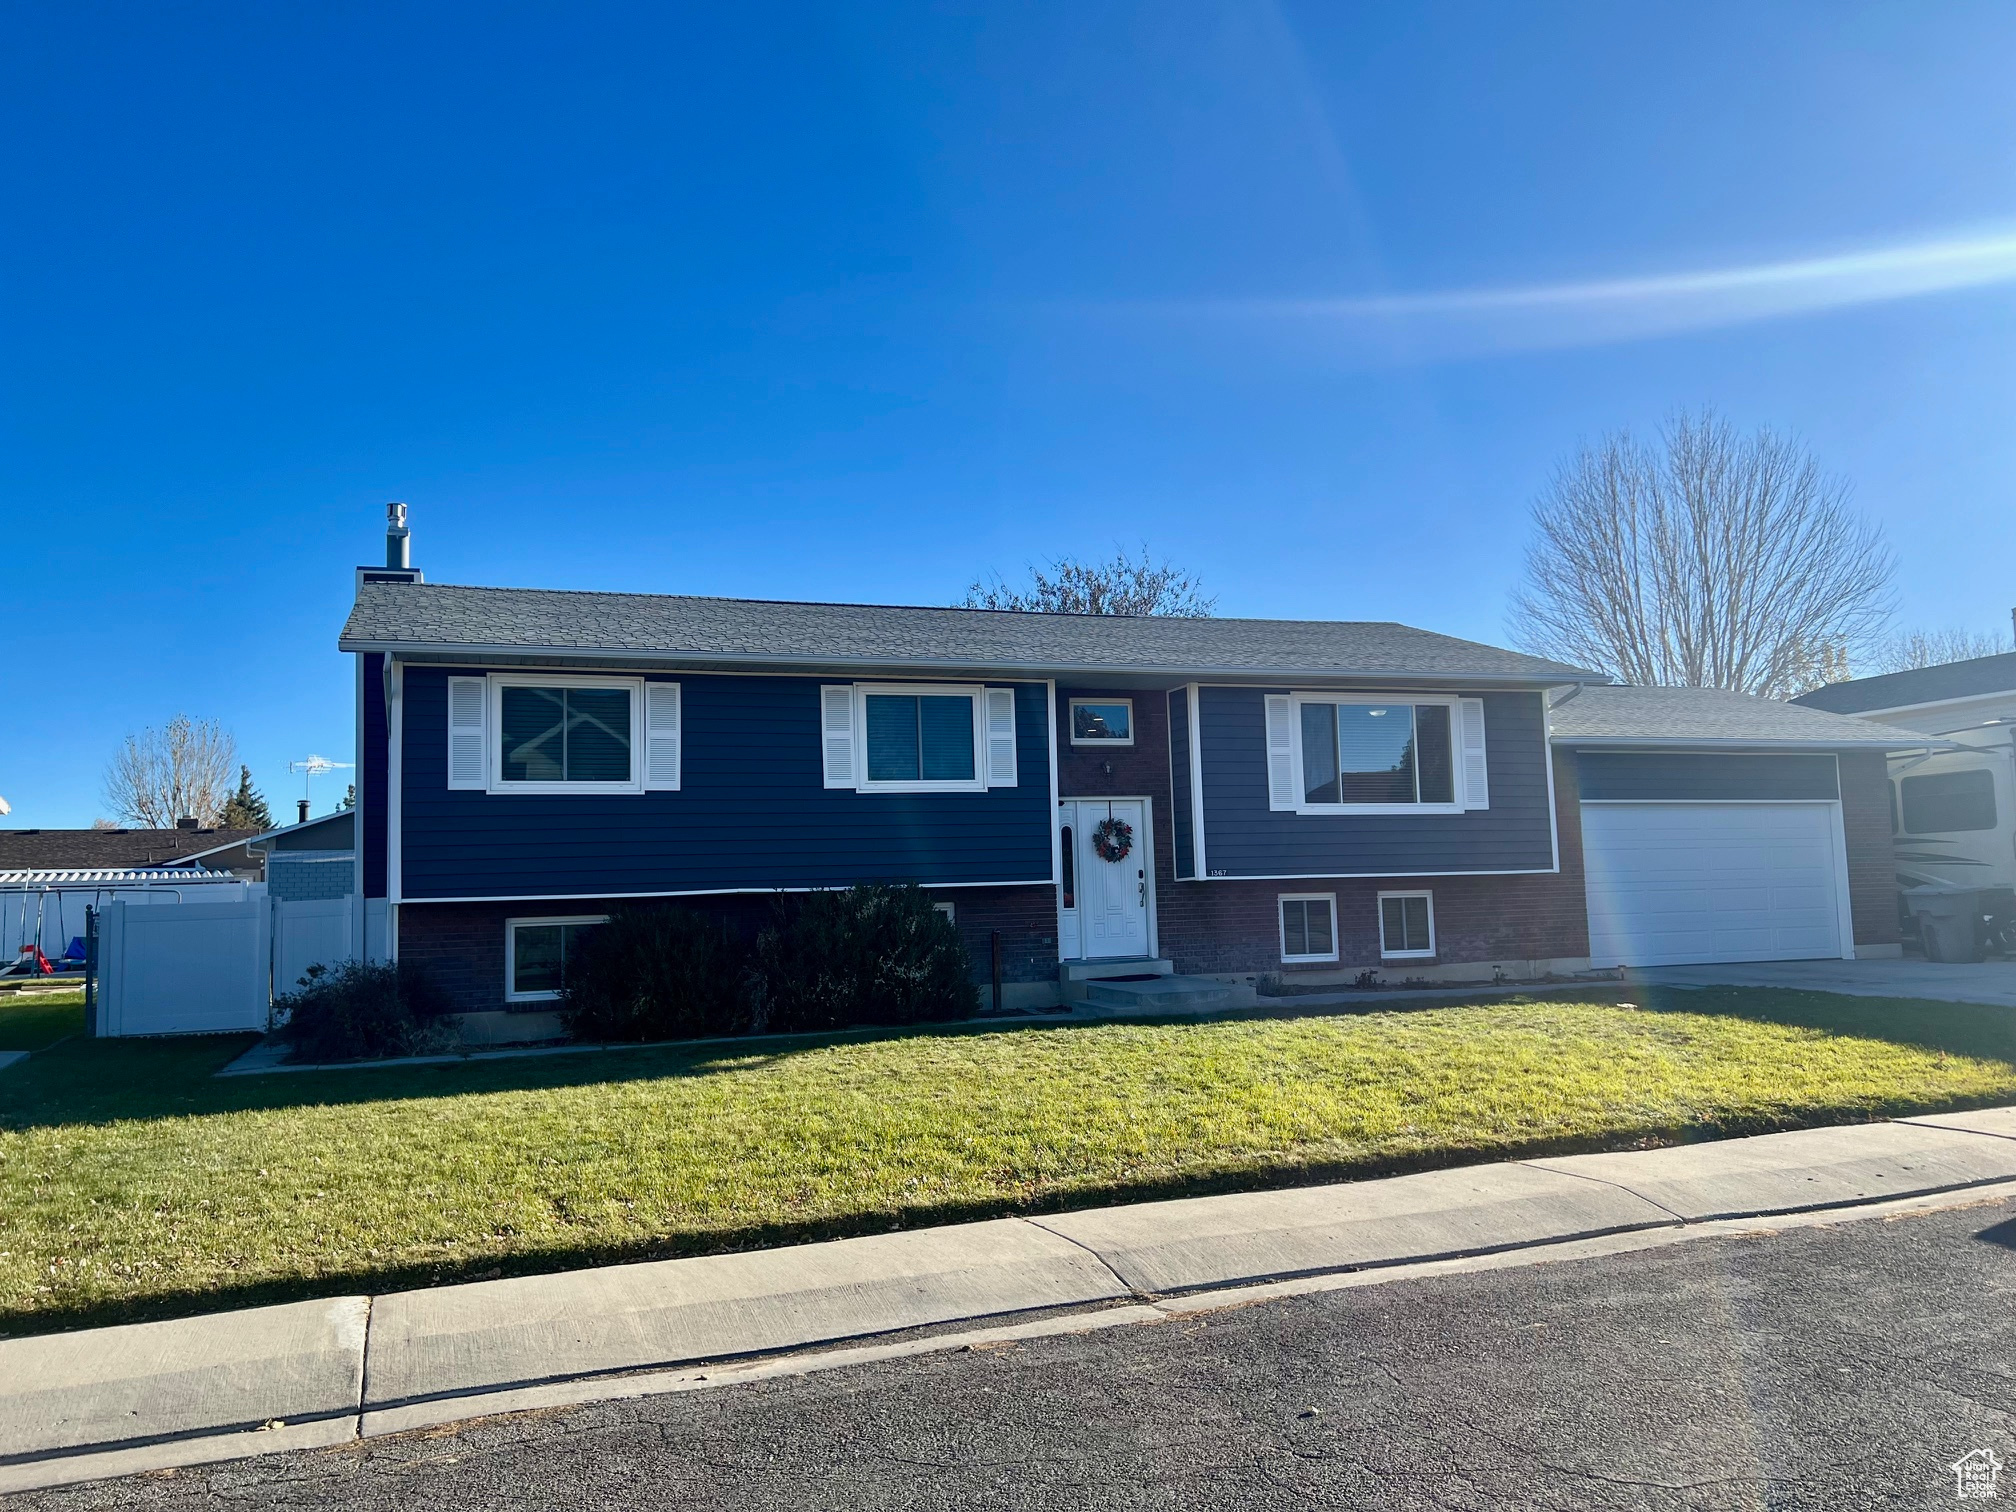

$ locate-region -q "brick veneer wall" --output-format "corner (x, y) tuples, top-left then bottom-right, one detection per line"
(1838, 750), (1901, 948)
(397, 883), (1059, 1017)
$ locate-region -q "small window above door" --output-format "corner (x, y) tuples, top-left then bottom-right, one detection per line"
(1069, 699), (1134, 747)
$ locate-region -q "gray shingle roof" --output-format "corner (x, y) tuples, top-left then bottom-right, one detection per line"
(1549, 684), (1927, 748)
(339, 583), (1598, 684)
(1790, 652), (2016, 715)
(0, 828), (261, 871)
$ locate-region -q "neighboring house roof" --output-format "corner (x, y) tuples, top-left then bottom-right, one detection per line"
(0, 828), (262, 872)
(0, 868), (245, 887)
(246, 809), (354, 854)
(339, 582), (1600, 685)
(1790, 652), (2016, 715)
(1548, 684), (1935, 750)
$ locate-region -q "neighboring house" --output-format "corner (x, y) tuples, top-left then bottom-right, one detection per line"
(0, 824), (263, 879)
(246, 810), (355, 902)
(1548, 685), (1912, 967)
(337, 524), (1928, 1029)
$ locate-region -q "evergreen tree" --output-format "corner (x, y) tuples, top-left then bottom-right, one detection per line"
(219, 765), (274, 831)
(336, 783), (356, 813)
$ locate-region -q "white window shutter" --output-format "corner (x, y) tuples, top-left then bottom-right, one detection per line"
(821, 685), (856, 788)
(1264, 695), (1297, 812)
(447, 677), (487, 789)
(644, 683), (681, 791)
(984, 688), (1018, 787)
(1459, 697), (1489, 809)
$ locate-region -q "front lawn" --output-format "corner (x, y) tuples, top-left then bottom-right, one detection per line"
(3, 987), (2014, 1334)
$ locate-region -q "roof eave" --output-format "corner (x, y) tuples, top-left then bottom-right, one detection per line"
(1550, 735), (1956, 752)
(336, 637), (1602, 687)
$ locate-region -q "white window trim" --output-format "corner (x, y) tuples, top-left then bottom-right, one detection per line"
(1068, 697), (1136, 747)
(505, 913), (611, 1002)
(487, 674), (646, 795)
(852, 683), (989, 794)
(1286, 692), (1465, 817)
(1278, 892), (1340, 964)
(1377, 890), (1436, 960)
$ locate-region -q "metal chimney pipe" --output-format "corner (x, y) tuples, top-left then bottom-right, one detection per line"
(297, 798), (311, 824)
(386, 502), (411, 570)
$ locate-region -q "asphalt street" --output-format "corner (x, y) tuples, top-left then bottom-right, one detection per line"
(18, 1196), (2016, 1511)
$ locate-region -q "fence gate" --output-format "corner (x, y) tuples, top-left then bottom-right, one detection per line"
(273, 895), (357, 997)
(96, 898), (271, 1036)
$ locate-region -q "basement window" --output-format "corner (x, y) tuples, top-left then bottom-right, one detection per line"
(1278, 894), (1339, 964)
(506, 915), (609, 1002)
(1378, 892), (1435, 960)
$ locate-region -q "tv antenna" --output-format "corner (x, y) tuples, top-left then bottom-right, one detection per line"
(287, 755), (355, 820)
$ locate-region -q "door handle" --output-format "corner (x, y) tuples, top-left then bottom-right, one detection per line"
(1139, 870), (1146, 907)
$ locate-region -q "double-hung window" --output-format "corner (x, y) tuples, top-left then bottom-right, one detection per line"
(1267, 693), (1484, 815)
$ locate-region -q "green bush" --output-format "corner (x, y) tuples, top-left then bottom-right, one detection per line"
(559, 907), (757, 1042)
(272, 960), (452, 1063)
(752, 884), (979, 1034)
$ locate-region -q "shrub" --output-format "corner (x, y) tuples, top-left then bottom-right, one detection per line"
(272, 960), (452, 1063)
(559, 906), (757, 1042)
(751, 884), (979, 1034)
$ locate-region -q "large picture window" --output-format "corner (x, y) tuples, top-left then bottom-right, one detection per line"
(823, 683), (1009, 793)
(480, 675), (647, 794)
(865, 692), (978, 784)
(1297, 698), (1456, 809)
(501, 686), (632, 783)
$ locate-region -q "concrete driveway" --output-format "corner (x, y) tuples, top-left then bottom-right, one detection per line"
(1628, 956), (2016, 1007)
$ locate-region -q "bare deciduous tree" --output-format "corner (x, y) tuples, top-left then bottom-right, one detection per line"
(962, 546), (1216, 617)
(102, 715), (238, 828)
(1509, 411), (1893, 698)
(1870, 626), (2014, 674)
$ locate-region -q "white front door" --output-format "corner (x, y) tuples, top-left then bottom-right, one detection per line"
(1059, 799), (1151, 960)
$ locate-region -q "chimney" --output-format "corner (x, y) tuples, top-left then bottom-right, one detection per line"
(298, 798), (311, 825)
(386, 502), (411, 570)
(176, 816), (199, 830)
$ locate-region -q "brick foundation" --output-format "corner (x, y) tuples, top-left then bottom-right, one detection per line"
(396, 884), (1059, 1017)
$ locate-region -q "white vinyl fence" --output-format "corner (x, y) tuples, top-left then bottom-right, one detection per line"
(92, 893), (364, 1038)
(272, 895), (357, 997)
(96, 898), (272, 1036)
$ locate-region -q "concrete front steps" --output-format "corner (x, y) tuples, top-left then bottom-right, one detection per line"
(1061, 957), (1239, 1013)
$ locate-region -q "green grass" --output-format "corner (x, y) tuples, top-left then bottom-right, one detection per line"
(0, 988), (85, 1052)
(3, 987), (2014, 1335)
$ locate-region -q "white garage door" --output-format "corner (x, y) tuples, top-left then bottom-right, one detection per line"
(1581, 802), (1848, 968)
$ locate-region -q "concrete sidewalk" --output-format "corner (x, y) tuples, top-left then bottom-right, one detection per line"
(8, 1107), (2016, 1493)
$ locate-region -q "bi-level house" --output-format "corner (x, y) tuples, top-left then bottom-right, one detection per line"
(341, 511), (1915, 1036)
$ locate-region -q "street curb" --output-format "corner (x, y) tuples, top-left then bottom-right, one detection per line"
(9, 1112), (2016, 1494)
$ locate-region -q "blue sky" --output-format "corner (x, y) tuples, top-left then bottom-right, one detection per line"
(5, 2), (2015, 827)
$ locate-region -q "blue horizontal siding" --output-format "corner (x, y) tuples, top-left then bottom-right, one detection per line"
(1577, 751), (1839, 802)
(1197, 687), (1557, 876)
(1168, 688), (1195, 879)
(399, 669), (1054, 898)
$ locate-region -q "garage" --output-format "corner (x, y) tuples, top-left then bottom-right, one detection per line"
(1580, 799), (1847, 967)
(1547, 685), (1911, 970)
